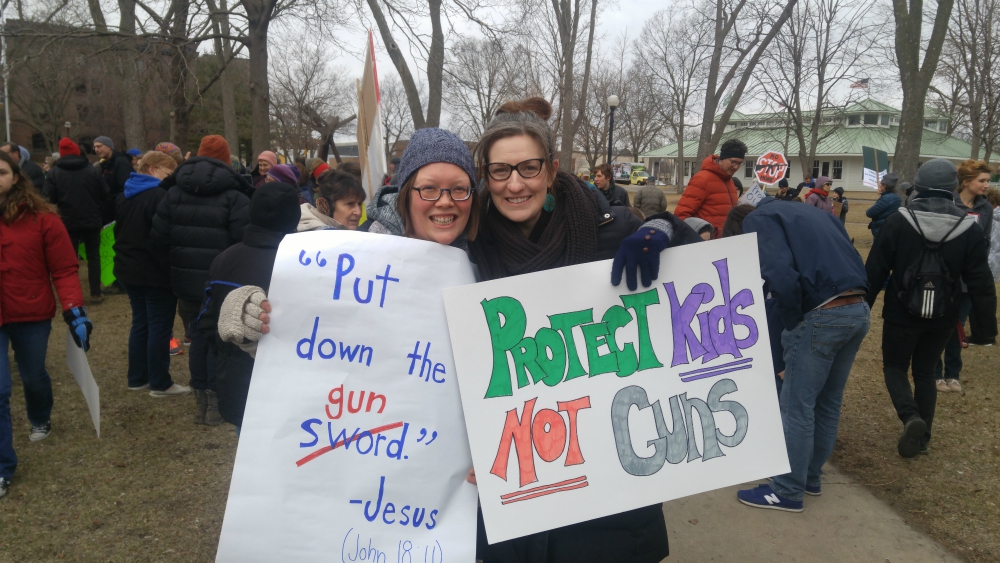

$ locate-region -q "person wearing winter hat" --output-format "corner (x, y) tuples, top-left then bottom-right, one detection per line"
(265, 164), (300, 186)
(804, 176), (835, 214)
(43, 138), (110, 302)
(776, 178), (797, 201)
(684, 216), (715, 240)
(93, 136), (134, 219)
(0, 149), (92, 499)
(830, 186), (849, 225)
(298, 170), (366, 231)
(151, 134), (252, 425)
(154, 142), (184, 166)
(674, 138), (745, 236)
(253, 150), (277, 188)
(866, 173), (901, 239)
(126, 148), (142, 170)
(198, 182), (301, 434)
(865, 157), (996, 457)
(113, 151), (191, 398)
(0, 142), (44, 189)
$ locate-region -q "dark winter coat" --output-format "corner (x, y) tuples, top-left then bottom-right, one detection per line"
(0, 210), (85, 325)
(150, 156), (252, 301)
(21, 159), (44, 190)
(865, 190), (996, 338)
(43, 154), (109, 231)
(597, 182), (631, 208)
(953, 191), (993, 242)
(199, 225), (283, 426)
(865, 191), (901, 237)
(743, 197), (869, 331)
(99, 151), (134, 197)
(632, 184), (668, 217)
(113, 173), (171, 289)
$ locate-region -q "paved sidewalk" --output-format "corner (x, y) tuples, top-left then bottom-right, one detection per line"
(659, 463), (963, 562)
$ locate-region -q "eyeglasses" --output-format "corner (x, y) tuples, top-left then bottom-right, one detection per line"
(411, 186), (473, 201)
(486, 158), (545, 181)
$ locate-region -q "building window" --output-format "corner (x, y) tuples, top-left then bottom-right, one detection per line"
(864, 114), (878, 125)
(924, 120), (937, 130)
(813, 160), (820, 178)
(684, 160), (690, 177)
(849, 115), (861, 126)
(939, 121), (948, 132)
(832, 160), (843, 180)
(881, 115), (890, 126)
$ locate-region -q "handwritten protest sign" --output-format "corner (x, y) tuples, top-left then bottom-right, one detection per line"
(737, 182), (767, 207)
(216, 230), (479, 562)
(443, 234), (789, 543)
(754, 151), (789, 185)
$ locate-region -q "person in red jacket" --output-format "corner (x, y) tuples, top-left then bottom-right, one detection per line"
(0, 150), (92, 500)
(674, 138), (746, 237)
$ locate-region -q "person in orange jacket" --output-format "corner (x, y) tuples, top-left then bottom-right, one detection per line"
(674, 139), (746, 237)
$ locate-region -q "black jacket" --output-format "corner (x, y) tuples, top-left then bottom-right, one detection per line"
(598, 183), (631, 208)
(151, 156), (252, 301)
(113, 174), (171, 289)
(99, 151), (134, 197)
(865, 191), (997, 337)
(21, 158), (44, 189)
(44, 154), (109, 231)
(199, 225), (283, 426)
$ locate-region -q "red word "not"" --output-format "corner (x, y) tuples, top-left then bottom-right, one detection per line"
(491, 396), (591, 487)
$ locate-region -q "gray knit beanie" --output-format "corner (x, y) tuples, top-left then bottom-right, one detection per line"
(913, 158), (958, 192)
(880, 172), (898, 188)
(393, 128), (476, 189)
(94, 135), (114, 150)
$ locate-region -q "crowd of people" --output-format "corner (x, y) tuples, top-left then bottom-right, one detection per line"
(0, 98), (996, 562)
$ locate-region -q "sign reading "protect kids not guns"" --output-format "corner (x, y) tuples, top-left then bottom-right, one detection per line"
(444, 234), (790, 544)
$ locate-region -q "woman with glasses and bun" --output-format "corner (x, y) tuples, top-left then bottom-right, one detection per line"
(466, 97), (701, 563)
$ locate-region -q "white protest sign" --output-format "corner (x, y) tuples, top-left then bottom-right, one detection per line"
(737, 182), (767, 206)
(443, 234), (789, 544)
(65, 331), (100, 438)
(217, 230), (479, 562)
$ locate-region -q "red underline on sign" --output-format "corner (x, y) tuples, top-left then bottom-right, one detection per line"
(500, 476), (589, 505)
(295, 421), (405, 467)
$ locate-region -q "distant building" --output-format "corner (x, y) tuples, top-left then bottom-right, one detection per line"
(640, 99), (999, 191)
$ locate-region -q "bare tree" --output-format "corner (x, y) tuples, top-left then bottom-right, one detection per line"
(639, 7), (711, 185)
(380, 75), (414, 162)
(695, 0), (799, 161)
(757, 0), (881, 177)
(443, 36), (513, 140)
(892, 0), (955, 181)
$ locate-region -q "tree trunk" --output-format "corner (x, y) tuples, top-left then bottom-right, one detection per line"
(212, 0), (240, 154)
(425, 0), (443, 128)
(245, 11), (271, 158)
(367, 0), (426, 129)
(117, 0), (146, 150)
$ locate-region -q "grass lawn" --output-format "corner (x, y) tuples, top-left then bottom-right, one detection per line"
(0, 190), (996, 561)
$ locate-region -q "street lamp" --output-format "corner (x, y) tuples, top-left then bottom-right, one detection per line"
(64, 121), (71, 137)
(607, 95), (620, 165)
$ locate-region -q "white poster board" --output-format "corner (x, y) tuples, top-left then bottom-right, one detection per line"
(737, 182), (767, 206)
(443, 234), (789, 544)
(217, 230), (479, 562)
(65, 331), (100, 438)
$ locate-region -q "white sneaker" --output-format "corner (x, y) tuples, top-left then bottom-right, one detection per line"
(128, 383), (150, 391)
(947, 379), (962, 393)
(149, 384), (192, 398)
(0, 477), (9, 498)
(29, 422), (51, 442)
(936, 379), (949, 393)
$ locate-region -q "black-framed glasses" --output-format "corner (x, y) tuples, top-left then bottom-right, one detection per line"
(411, 186), (473, 201)
(486, 158), (545, 181)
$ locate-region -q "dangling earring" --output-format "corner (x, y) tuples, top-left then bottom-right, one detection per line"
(543, 191), (556, 212)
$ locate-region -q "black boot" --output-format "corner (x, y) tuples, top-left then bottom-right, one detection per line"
(205, 390), (223, 426)
(194, 389), (207, 425)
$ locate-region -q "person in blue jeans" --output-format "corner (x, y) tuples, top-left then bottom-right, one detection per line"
(114, 151), (191, 397)
(0, 149), (93, 499)
(722, 197), (870, 513)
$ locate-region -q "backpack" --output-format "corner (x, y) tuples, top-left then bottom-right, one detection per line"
(898, 209), (964, 319)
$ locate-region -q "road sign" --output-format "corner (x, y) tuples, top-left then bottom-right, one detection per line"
(754, 151), (789, 185)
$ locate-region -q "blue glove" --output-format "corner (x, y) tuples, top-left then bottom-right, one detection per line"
(63, 306), (93, 352)
(611, 221), (672, 291)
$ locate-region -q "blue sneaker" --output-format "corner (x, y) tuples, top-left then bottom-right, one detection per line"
(805, 484), (821, 496)
(737, 484), (803, 512)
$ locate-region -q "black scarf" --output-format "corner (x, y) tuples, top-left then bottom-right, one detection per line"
(470, 171), (599, 281)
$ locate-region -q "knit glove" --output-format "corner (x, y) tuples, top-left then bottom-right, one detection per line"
(219, 285), (268, 358)
(63, 306), (93, 352)
(611, 219), (673, 291)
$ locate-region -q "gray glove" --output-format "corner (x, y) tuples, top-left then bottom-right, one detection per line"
(219, 285), (267, 358)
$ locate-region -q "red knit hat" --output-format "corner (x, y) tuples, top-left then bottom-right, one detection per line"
(58, 137), (81, 157)
(197, 135), (230, 163)
(312, 162), (330, 179)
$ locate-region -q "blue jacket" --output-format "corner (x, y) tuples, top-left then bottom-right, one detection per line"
(865, 191), (901, 235)
(124, 172), (163, 199)
(743, 197), (869, 331)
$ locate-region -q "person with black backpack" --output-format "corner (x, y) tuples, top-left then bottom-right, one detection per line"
(865, 159), (997, 458)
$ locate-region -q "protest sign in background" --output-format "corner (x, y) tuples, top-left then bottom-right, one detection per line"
(216, 230), (479, 562)
(444, 234), (789, 544)
(753, 151), (789, 185)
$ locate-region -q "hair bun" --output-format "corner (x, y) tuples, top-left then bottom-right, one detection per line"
(495, 97), (552, 121)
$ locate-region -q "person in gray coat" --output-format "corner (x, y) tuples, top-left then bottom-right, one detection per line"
(632, 183), (668, 217)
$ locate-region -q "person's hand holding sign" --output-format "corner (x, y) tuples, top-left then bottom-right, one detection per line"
(611, 221), (672, 291)
(218, 286), (272, 356)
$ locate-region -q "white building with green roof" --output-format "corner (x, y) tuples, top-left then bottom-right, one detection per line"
(639, 99), (998, 191)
